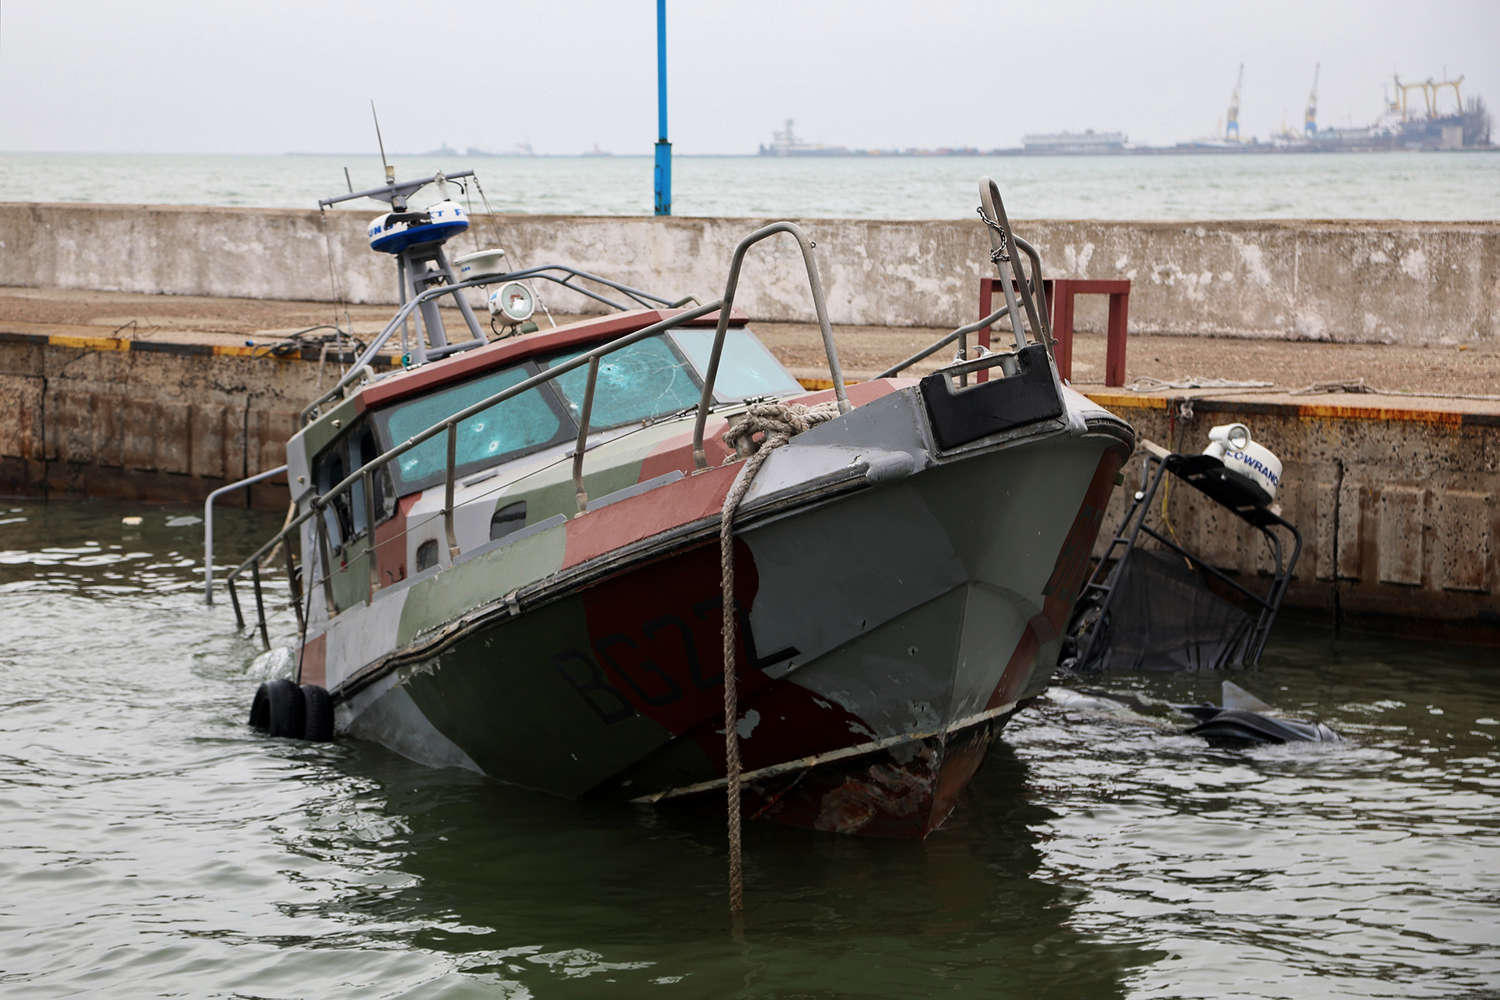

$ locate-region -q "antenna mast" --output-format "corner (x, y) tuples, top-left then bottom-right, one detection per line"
(371, 100), (394, 186)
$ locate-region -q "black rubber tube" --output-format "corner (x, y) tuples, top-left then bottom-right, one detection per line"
(248, 683), (271, 731)
(264, 679), (305, 739)
(300, 685), (334, 743)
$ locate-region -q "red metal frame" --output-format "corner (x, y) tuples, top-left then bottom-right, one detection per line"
(978, 277), (1131, 387)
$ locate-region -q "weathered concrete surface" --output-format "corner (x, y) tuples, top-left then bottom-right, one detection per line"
(7, 287), (1500, 397)
(3, 202), (1497, 344)
(1094, 394), (1499, 641)
(0, 337), (319, 508)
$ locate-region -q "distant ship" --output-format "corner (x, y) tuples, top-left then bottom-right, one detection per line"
(418, 142), (535, 158)
(757, 119), (851, 156)
(1020, 130), (1128, 154)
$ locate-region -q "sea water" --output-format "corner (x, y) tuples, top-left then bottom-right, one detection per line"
(1, 498), (1497, 997)
(2, 150), (1497, 220)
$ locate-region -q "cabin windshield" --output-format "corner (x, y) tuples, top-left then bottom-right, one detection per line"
(372, 363), (572, 491)
(540, 336), (703, 429)
(670, 328), (803, 401)
(366, 325), (805, 496)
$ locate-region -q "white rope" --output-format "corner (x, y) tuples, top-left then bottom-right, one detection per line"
(1126, 374), (1500, 403)
(717, 400), (840, 916)
(1288, 377), (1500, 402)
(1125, 375), (1274, 392)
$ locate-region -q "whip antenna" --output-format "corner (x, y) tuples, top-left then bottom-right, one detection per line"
(371, 100), (394, 185)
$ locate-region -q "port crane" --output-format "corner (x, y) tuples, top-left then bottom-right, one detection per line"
(1304, 63), (1319, 136)
(1433, 74), (1464, 115)
(1225, 64), (1244, 142)
(1393, 74), (1434, 120)
(1391, 73), (1465, 121)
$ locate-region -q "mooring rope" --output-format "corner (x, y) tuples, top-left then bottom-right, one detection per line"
(316, 208), (356, 366)
(1129, 373), (1500, 403)
(717, 400), (840, 916)
(471, 174), (557, 329)
(1288, 377), (1500, 402)
(1126, 374), (1274, 392)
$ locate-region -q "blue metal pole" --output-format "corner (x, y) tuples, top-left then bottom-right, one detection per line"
(653, 0), (671, 216)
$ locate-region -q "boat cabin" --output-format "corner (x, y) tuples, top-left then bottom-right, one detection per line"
(285, 308), (805, 617)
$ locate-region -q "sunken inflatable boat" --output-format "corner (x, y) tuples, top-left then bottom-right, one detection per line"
(228, 174), (1135, 837)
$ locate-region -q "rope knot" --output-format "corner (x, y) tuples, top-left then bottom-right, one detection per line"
(722, 400), (841, 460)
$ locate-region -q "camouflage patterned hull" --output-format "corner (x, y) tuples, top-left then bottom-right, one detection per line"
(322, 386), (1132, 837)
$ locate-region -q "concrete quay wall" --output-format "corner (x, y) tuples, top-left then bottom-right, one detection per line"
(0, 335), (317, 508)
(3, 202), (1497, 345)
(1094, 395), (1499, 640)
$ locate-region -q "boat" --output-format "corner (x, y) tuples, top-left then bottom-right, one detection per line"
(220, 171), (1135, 837)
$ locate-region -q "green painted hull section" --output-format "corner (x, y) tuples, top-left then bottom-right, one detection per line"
(396, 523), (568, 648)
(399, 597), (673, 797)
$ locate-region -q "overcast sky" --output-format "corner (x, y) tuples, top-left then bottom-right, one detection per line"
(1, 0), (1496, 155)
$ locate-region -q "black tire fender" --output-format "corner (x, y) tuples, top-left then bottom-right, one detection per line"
(264, 678), (305, 739)
(249, 683), (271, 731)
(300, 684), (335, 743)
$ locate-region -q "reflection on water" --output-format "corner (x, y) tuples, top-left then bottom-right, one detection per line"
(289, 741), (1148, 998)
(1, 499), (1496, 997)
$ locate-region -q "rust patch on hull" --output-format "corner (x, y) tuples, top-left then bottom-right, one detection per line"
(734, 715), (1009, 839)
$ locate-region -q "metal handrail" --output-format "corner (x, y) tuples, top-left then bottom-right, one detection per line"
(227, 219), (856, 645)
(978, 177), (1046, 352)
(875, 304), (1014, 379)
(202, 464), (287, 603)
(228, 301), (727, 610)
(691, 222), (849, 469)
(879, 181), (1052, 386)
(974, 177), (1061, 380)
(1011, 234), (1051, 347)
(302, 265), (695, 422)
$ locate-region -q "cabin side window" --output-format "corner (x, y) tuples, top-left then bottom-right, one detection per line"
(349, 424), (396, 536)
(311, 420), (396, 549)
(312, 447), (349, 548)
